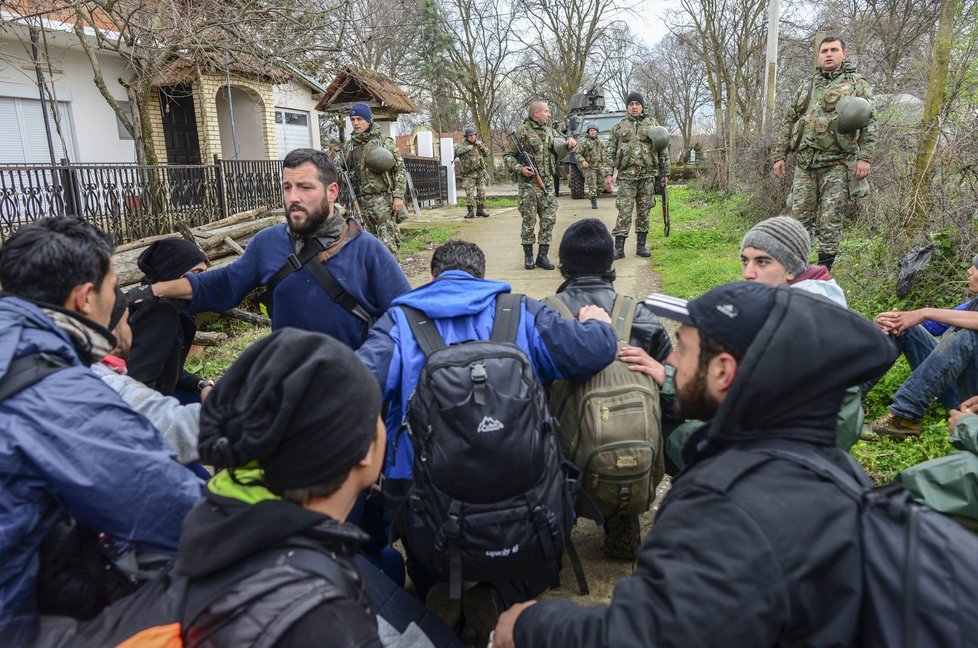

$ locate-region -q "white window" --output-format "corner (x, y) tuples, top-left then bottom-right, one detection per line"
(275, 108), (311, 158)
(0, 96), (77, 164)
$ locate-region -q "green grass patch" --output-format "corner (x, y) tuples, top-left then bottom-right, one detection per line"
(398, 225), (459, 258)
(185, 321), (271, 379)
(648, 187), (748, 298)
(458, 197), (518, 208)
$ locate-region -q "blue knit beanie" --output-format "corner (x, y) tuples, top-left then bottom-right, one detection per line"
(350, 102), (373, 123)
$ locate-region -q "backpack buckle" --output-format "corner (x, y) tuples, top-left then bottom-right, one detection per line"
(287, 253), (302, 271)
(470, 363), (488, 383)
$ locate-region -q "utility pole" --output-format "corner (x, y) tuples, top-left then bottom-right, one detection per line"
(761, 0), (780, 131)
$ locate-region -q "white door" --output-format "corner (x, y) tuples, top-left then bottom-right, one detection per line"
(275, 108), (311, 158)
(0, 97), (77, 164)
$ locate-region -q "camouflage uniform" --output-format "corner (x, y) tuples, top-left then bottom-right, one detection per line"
(575, 133), (610, 199)
(334, 122), (407, 254)
(607, 113), (670, 238)
(773, 60), (876, 259)
(456, 138), (491, 209)
(504, 118), (561, 245)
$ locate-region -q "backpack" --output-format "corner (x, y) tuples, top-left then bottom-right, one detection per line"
(546, 295), (664, 520)
(750, 439), (978, 648)
(394, 293), (581, 600)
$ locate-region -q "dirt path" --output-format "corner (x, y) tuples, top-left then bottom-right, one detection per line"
(406, 193), (669, 606)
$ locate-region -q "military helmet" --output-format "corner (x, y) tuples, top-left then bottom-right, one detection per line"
(643, 126), (670, 150)
(463, 124), (476, 137)
(586, 122), (599, 134)
(552, 136), (569, 160)
(364, 146), (396, 173)
(836, 96), (872, 134)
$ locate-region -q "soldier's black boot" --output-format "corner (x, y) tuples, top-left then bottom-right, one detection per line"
(523, 244), (535, 270)
(535, 244), (555, 270)
(590, 197), (598, 209)
(817, 252), (836, 271)
(465, 204), (475, 219)
(476, 204), (490, 218)
(636, 232), (651, 258)
(614, 236), (626, 260)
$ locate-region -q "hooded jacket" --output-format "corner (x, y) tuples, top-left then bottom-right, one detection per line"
(0, 295), (202, 645)
(514, 286), (897, 647)
(356, 270), (617, 481)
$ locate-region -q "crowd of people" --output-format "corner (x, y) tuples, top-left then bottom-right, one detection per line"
(2, 35), (977, 648)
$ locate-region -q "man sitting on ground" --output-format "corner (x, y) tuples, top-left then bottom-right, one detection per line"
(492, 281), (896, 647)
(0, 218), (202, 644)
(871, 255), (978, 438)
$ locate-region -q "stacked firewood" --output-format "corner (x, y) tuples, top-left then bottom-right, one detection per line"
(112, 207), (281, 343)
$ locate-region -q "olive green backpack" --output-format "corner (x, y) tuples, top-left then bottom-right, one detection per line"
(545, 295), (665, 519)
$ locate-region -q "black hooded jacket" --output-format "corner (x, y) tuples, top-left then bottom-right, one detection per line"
(515, 286), (897, 647)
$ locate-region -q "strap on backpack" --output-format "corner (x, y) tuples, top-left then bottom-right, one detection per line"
(608, 294), (636, 342)
(401, 306), (448, 358)
(444, 499), (464, 600)
(742, 438), (869, 501)
(490, 293), (522, 344)
(0, 352), (71, 401)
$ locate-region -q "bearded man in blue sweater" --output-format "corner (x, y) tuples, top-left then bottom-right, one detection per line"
(143, 148), (410, 349)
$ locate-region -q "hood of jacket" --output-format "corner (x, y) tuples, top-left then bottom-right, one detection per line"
(0, 295), (85, 376)
(684, 286), (896, 464)
(391, 270), (510, 319)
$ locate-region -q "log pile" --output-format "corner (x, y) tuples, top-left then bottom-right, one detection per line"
(113, 207), (281, 333)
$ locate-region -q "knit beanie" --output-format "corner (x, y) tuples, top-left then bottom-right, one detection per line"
(350, 102), (373, 123)
(137, 238), (208, 283)
(740, 216), (812, 276)
(108, 286), (128, 331)
(625, 91), (645, 108)
(197, 329), (382, 493)
(559, 218), (614, 276)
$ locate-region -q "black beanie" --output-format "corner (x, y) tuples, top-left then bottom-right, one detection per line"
(197, 329), (382, 493)
(625, 91), (645, 108)
(559, 218), (614, 276)
(108, 286), (128, 331)
(137, 238), (208, 283)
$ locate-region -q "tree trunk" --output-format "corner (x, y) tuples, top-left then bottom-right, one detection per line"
(907, 0), (958, 232)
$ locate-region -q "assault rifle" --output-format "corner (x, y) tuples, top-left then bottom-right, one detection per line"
(339, 169), (364, 227)
(655, 176), (670, 237)
(509, 131), (546, 193)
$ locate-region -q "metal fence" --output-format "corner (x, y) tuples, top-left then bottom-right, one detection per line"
(0, 157), (281, 244)
(0, 154), (447, 245)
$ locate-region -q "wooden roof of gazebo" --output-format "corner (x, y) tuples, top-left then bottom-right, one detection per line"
(315, 67), (419, 120)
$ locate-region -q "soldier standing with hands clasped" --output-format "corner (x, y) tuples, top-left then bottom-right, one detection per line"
(575, 123), (611, 210)
(457, 124), (492, 219)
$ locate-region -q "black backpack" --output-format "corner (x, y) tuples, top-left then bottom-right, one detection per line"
(394, 293), (581, 600)
(750, 440), (978, 648)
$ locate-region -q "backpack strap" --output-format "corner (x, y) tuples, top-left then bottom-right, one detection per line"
(0, 352), (71, 401)
(490, 293), (522, 344)
(609, 295), (636, 342)
(401, 306), (448, 358)
(544, 295), (574, 320)
(265, 236), (329, 294)
(741, 438), (868, 501)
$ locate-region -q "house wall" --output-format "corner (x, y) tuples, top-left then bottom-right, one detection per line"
(273, 78), (323, 154)
(0, 31), (137, 163)
(194, 72), (275, 162)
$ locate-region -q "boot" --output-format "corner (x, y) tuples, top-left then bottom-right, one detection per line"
(535, 244), (555, 270)
(817, 252), (836, 271)
(590, 196), (598, 209)
(636, 232), (651, 258)
(464, 204), (475, 219)
(614, 235), (626, 260)
(476, 204), (490, 218)
(523, 244), (535, 270)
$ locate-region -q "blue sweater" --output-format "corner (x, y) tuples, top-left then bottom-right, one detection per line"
(356, 271), (618, 480)
(187, 223), (410, 349)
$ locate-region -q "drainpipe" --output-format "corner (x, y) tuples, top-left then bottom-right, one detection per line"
(224, 50), (240, 159)
(30, 27), (58, 167)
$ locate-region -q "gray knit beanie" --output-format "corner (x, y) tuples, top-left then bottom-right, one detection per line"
(740, 216), (812, 276)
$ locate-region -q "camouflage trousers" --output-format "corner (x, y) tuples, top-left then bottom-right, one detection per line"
(613, 177), (656, 237)
(583, 167), (602, 198)
(462, 174), (487, 207)
(787, 162), (850, 257)
(518, 179), (557, 245)
(361, 192), (401, 254)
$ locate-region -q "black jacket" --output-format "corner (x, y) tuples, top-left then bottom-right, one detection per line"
(553, 275), (672, 361)
(515, 285), (897, 647)
(126, 298), (200, 395)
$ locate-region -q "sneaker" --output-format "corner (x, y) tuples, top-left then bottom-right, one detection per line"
(871, 412), (922, 439)
(603, 513), (641, 561)
(462, 583), (501, 647)
(425, 582), (462, 630)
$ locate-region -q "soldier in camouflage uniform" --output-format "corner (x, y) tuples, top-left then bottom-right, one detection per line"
(575, 123), (610, 210)
(606, 92), (669, 259)
(772, 36), (876, 270)
(456, 124), (491, 219)
(503, 100), (576, 270)
(334, 102), (406, 255)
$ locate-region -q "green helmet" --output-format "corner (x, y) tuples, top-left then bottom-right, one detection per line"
(643, 126), (670, 150)
(463, 124), (476, 137)
(552, 136), (569, 160)
(586, 122), (598, 134)
(364, 146), (395, 173)
(836, 96), (872, 134)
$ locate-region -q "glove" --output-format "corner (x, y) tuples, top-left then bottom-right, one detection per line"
(126, 284), (157, 308)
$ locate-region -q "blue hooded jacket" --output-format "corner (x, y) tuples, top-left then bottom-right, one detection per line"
(0, 296), (203, 644)
(356, 271), (617, 480)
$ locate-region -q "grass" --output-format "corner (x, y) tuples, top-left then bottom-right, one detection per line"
(398, 224), (459, 258)
(457, 197), (518, 208)
(185, 319), (271, 380)
(654, 186), (956, 483)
